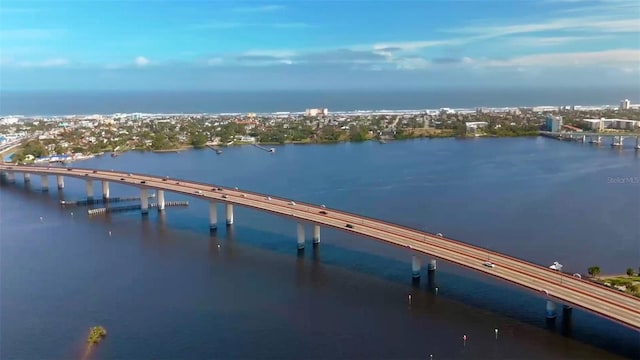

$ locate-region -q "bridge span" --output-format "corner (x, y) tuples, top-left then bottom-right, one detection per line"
(1, 164), (639, 331)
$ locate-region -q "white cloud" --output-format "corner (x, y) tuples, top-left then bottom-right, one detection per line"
(15, 58), (69, 68)
(395, 57), (431, 70)
(134, 56), (150, 67)
(507, 35), (610, 46)
(373, 40), (457, 52)
(483, 49), (640, 67)
(450, 17), (639, 40)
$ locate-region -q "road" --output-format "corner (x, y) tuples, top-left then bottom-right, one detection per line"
(2, 164), (639, 330)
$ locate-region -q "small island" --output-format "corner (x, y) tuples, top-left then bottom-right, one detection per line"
(87, 326), (107, 344)
(587, 266), (640, 297)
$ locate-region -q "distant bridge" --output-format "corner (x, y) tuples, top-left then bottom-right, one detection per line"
(1, 164), (639, 330)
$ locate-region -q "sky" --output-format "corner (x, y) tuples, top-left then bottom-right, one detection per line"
(0, 0), (639, 91)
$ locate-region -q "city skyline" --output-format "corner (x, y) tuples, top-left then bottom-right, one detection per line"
(1, 0), (639, 90)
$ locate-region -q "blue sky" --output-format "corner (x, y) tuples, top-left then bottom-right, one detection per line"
(1, 0), (639, 90)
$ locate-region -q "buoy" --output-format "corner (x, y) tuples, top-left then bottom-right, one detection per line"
(435, 287), (438, 295)
(463, 334), (467, 345)
(108, 231), (112, 236)
(408, 294), (412, 304)
(40, 216), (43, 222)
(71, 212), (74, 216)
(495, 328), (498, 339)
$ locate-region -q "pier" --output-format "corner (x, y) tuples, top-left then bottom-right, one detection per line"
(87, 201), (189, 215)
(60, 194), (155, 206)
(253, 144), (276, 153)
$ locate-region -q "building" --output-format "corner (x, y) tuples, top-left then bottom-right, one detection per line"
(465, 121), (488, 132)
(583, 118), (640, 131)
(305, 108), (329, 117)
(545, 115), (563, 132)
(620, 99), (631, 110)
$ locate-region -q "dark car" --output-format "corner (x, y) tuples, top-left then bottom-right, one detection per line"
(216, 187), (223, 191)
(120, 178), (125, 180)
(140, 180), (146, 184)
(84, 173), (88, 176)
(67, 168), (73, 171)
(345, 224), (354, 229)
(162, 178), (167, 181)
(92, 170), (98, 173)
(319, 210), (328, 215)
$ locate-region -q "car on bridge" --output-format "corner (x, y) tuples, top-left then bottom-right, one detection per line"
(346, 224), (354, 229)
(195, 190), (203, 195)
(289, 201), (296, 205)
(319, 210), (327, 215)
(483, 261), (495, 268)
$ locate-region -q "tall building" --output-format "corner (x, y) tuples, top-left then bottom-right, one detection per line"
(620, 99), (631, 110)
(545, 114), (563, 132)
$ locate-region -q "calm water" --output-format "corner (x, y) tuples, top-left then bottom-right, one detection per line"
(1, 137), (639, 359)
(1, 88), (639, 115)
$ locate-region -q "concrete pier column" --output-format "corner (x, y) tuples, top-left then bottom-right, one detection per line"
(209, 202), (217, 230)
(562, 305), (572, 319)
(581, 135), (586, 143)
(102, 181), (110, 199)
(140, 188), (149, 215)
(546, 300), (557, 319)
(24, 173), (30, 182)
(636, 136), (640, 149)
(411, 255), (421, 279)
(41, 175), (49, 191)
(85, 180), (94, 200)
(157, 190), (165, 211)
(313, 224), (321, 244)
(297, 223), (305, 250)
(225, 203), (234, 225)
(7, 172), (15, 183)
(597, 136), (601, 143)
(428, 259), (437, 273)
(56, 175), (64, 189)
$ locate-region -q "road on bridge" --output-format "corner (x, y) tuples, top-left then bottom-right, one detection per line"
(1, 164), (639, 330)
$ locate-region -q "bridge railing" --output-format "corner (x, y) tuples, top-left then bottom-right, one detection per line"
(7, 165), (640, 300)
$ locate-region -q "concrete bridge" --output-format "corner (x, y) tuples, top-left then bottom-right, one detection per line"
(539, 131), (640, 148)
(1, 164), (639, 331)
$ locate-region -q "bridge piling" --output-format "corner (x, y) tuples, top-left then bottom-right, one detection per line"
(313, 224), (320, 244)
(157, 190), (165, 210)
(635, 136), (640, 150)
(209, 202), (217, 231)
(140, 189), (149, 215)
(6, 172), (15, 183)
(297, 223), (305, 250)
(86, 180), (94, 200)
(546, 300), (557, 320)
(411, 255), (421, 279)
(41, 175), (49, 191)
(102, 181), (110, 199)
(24, 173), (30, 182)
(56, 175), (64, 189)
(225, 204), (234, 225)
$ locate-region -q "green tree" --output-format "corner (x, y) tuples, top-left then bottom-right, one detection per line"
(190, 132), (208, 148)
(587, 266), (601, 278)
(627, 268), (635, 277)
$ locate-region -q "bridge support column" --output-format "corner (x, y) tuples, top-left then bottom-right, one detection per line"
(411, 255), (421, 279)
(297, 223), (305, 250)
(312, 224), (320, 244)
(581, 135), (586, 143)
(85, 180), (94, 200)
(102, 181), (110, 199)
(562, 305), (572, 320)
(56, 175), (64, 189)
(635, 136), (640, 150)
(209, 202), (217, 231)
(427, 259), (437, 273)
(140, 189), (149, 215)
(24, 173), (30, 182)
(546, 300), (557, 319)
(225, 204), (233, 225)
(41, 175), (49, 192)
(6, 172), (15, 183)
(157, 190), (165, 211)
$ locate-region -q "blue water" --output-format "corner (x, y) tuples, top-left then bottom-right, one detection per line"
(1, 137), (639, 359)
(1, 88), (639, 115)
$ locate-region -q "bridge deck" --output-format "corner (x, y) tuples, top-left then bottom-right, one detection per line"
(1, 164), (639, 330)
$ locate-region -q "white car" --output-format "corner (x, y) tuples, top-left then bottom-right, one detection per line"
(483, 261), (495, 268)
(195, 190), (203, 195)
(289, 201), (296, 205)
(266, 197), (272, 200)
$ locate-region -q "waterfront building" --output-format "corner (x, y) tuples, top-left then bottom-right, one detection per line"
(545, 115), (563, 132)
(620, 99), (631, 110)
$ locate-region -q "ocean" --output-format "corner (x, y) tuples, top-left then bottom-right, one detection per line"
(1, 88), (639, 116)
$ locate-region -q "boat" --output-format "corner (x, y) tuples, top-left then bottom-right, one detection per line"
(110, 153), (118, 158)
(216, 149), (222, 154)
